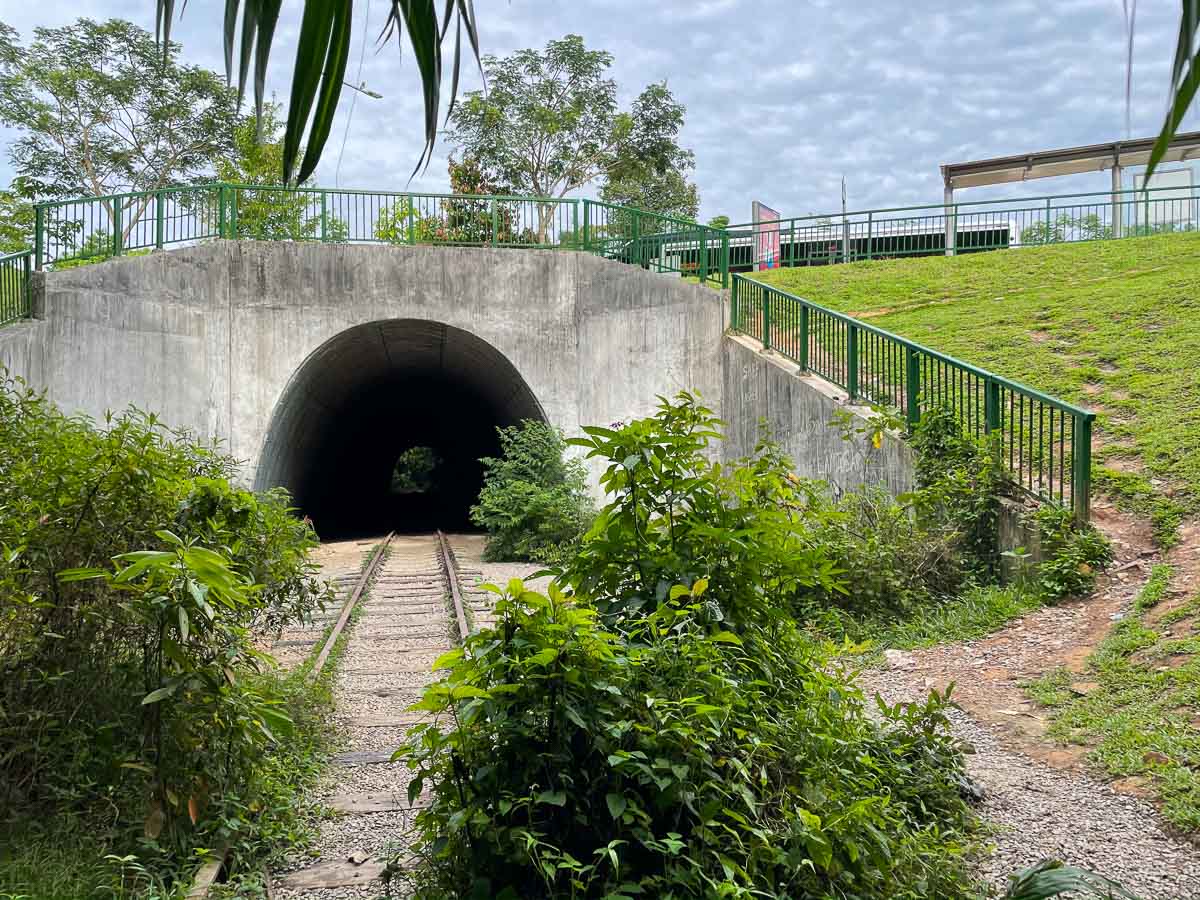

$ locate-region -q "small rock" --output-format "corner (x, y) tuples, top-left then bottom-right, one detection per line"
(883, 649), (913, 669)
(1143, 750), (1172, 767)
(1111, 612), (1126, 621)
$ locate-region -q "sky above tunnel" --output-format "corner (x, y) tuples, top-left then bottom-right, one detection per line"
(1, 0), (1197, 223)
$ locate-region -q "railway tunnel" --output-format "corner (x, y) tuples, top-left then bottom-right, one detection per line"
(255, 319), (545, 539)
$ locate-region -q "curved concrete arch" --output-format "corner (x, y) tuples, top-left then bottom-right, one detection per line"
(255, 318), (546, 536)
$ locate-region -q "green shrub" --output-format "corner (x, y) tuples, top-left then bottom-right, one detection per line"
(471, 420), (593, 562)
(396, 394), (979, 898)
(0, 373), (331, 887)
(1031, 504), (1113, 603)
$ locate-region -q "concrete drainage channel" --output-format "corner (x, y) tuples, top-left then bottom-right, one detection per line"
(262, 531), (490, 899)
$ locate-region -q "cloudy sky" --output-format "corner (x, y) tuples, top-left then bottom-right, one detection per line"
(1, 0), (1196, 223)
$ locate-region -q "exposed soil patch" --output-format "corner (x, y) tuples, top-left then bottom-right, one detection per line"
(865, 502), (1156, 775)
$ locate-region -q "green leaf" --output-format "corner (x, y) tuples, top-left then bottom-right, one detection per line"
(141, 685), (177, 705)
(432, 648), (464, 671)
(605, 792), (627, 819)
(177, 605), (189, 643)
(710, 631), (742, 646)
(535, 789), (566, 807)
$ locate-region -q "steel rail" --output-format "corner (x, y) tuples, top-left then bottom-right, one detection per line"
(436, 530), (471, 641)
(309, 532), (395, 681)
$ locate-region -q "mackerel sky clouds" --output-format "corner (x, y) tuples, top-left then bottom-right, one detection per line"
(1, 0), (1197, 222)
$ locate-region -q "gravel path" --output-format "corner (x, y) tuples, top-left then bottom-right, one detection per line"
(861, 670), (1200, 898)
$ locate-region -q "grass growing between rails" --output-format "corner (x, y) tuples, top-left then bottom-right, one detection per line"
(1024, 564), (1200, 832)
(751, 232), (1200, 543)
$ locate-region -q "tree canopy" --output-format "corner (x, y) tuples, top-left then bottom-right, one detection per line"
(446, 35), (698, 213)
(0, 19), (238, 203)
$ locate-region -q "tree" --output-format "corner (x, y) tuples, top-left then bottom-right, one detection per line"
(0, 191), (33, 254)
(446, 36), (698, 236)
(707, 215), (731, 230)
(0, 19), (239, 241)
(215, 104), (346, 242)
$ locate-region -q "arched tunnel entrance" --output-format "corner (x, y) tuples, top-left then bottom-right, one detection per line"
(256, 320), (545, 540)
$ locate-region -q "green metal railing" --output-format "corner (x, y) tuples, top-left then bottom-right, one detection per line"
(724, 183), (1200, 270)
(731, 274), (1094, 520)
(0, 250), (32, 327)
(30, 183), (729, 288)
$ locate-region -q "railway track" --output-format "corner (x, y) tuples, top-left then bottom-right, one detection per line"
(269, 531), (489, 899)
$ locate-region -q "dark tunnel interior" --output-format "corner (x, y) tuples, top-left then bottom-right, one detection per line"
(255, 320), (545, 540)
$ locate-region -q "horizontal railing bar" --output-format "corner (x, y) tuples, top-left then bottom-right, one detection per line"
(735, 274), (1094, 418)
(725, 184), (1200, 229)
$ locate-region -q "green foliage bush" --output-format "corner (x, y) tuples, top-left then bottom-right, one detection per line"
(470, 420), (593, 562)
(398, 394), (979, 898)
(1030, 505), (1114, 603)
(0, 373), (331, 887)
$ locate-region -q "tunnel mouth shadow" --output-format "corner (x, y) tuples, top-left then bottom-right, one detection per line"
(255, 319), (545, 541)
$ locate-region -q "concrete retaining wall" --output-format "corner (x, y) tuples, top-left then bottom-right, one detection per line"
(721, 333), (914, 496)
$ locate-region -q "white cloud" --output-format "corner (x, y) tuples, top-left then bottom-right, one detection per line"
(0, 0), (1196, 222)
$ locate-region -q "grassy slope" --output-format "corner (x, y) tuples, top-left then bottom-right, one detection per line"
(751, 233), (1200, 518)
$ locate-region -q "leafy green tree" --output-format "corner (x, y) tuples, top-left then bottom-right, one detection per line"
(707, 215), (731, 230)
(0, 191), (33, 254)
(215, 104), (347, 242)
(446, 36), (697, 237)
(0, 19), (238, 241)
(470, 420), (593, 561)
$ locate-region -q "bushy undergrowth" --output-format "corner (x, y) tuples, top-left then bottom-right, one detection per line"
(471, 420), (593, 562)
(0, 374), (332, 891)
(396, 394), (979, 898)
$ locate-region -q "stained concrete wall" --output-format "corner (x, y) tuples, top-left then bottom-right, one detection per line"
(9, 241), (725, 489)
(0, 318), (48, 389)
(721, 333), (914, 497)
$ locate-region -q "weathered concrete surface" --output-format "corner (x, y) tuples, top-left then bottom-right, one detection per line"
(0, 318), (48, 389)
(13, 241), (725, 490)
(721, 333), (914, 497)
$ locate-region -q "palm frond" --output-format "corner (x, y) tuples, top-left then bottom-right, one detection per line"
(154, 0), (482, 183)
(1146, 0), (1199, 177)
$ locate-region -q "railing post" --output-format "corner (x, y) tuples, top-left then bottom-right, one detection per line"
(218, 184), (228, 238)
(798, 304), (809, 372)
(34, 204), (44, 271)
(1072, 413), (1093, 522)
(229, 187), (238, 238)
(905, 347), (921, 428)
(320, 190), (329, 241)
(22, 251), (31, 318)
(571, 200), (579, 249)
(491, 198), (499, 246)
(407, 196), (416, 245)
(847, 323), (859, 400)
(631, 210), (641, 266)
(720, 231), (730, 288)
(582, 200), (591, 252)
(866, 212), (873, 260)
(698, 229), (708, 283)
(112, 198), (123, 258)
(730, 275), (739, 331)
(984, 379), (1003, 439)
(788, 221), (795, 267)
(1044, 197), (1052, 244)
(155, 190), (165, 250)
(761, 288), (771, 351)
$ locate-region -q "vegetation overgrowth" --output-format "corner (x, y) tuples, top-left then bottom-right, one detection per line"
(396, 393), (1116, 897)
(751, 232), (1200, 544)
(471, 420), (594, 563)
(0, 372), (338, 895)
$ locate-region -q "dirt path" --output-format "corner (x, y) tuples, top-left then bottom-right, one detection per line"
(860, 500), (1200, 896)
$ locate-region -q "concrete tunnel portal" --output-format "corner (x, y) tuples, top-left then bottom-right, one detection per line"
(255, 319), (546, 540)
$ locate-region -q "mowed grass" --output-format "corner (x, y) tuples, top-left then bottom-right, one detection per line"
(751, 233), (1200, 531)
